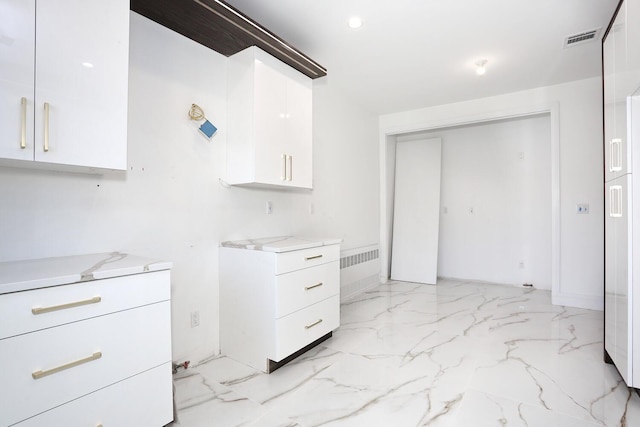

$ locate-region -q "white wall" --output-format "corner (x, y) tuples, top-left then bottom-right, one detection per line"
(394, 115), (552, 288)
(0, 13), (380, 364)
(380, 77), (604, 310)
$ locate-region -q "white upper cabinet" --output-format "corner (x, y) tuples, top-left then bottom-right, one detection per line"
(227, 46), (313, 189)
(0, 0), (129, 172)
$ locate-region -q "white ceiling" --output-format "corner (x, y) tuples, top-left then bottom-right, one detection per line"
(225, 0), (619, 115)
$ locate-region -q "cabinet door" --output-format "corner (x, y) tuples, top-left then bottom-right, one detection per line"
(604, 22), (616, 181)
(253, 60), (289, 186)
(33, 0), (129, 170)
(605, 175), (632, 384)
(0, 0), (35, 161)
(285, 76), (313, 189)
(605, 7), (632, 181)
(628, 0), (640, 93)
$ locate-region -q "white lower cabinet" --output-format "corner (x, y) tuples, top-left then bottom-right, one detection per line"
(220, 237), (340, 372)
(0, 263), (173, 426)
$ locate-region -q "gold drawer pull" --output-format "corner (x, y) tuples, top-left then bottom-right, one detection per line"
(32, 296), (102, 315)
(305, 282), (323, 291)
(305, 319), (323, 329)
(32, 351), (102, 380)
(305, 254), (323, 261)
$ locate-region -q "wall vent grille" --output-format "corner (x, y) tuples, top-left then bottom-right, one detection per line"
(564, 28), (601, 48)
(340, 249), (379, 269)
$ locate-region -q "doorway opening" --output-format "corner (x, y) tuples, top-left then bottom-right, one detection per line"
(381, 107), (559, 294)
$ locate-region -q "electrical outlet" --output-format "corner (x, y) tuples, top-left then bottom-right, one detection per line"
(469, 207), (474, 214)
(190, 311), (200, 328)
(519, 261), (525, 269)
(577, 203), (589, 214)
(266, 201), (273, 214)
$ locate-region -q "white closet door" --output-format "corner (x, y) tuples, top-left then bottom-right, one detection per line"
(391, 138), (442, 284)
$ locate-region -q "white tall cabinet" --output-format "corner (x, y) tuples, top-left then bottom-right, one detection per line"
(227, 46), (313, 189)
(604, 0), (640, 388)
(0, 0), (129, 172)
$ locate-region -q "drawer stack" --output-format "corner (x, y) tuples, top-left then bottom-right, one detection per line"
(0, 269), (173, 426)
(220, 238), (340, 372)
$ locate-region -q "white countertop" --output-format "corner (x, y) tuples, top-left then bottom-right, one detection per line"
(0, 252), (172, 295)
(220, 236), (341, 253)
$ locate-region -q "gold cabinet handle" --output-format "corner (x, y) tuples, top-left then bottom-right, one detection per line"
(20, 97), (27, 149)
(32, 351), (102, 380)
(43, 102), (50, 152)
(32, 296), (102, 315)
(305, 319), (323, 329)
(286, 155), (292, 181)
(281, 154), (286, 181)
(305, 282), (323, 291)
(305, 254), (323, 261)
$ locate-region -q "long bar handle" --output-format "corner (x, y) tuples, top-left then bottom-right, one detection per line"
(32, 351), (102, 380)
(286, 155), (292, 181)
(20, 97), (27, 149)
(32, 296), (102, 315)
(43, 102), (50, 152)
(305, 282), (323, 291)
(305, 254), (323, 261)
(304, 319), (323, 329)
(281, 154), (286, 181)
(610, 138), (622, 172)
(610, 185), (622, 218)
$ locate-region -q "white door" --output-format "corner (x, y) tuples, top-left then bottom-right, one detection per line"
(391, 137), (442, 284)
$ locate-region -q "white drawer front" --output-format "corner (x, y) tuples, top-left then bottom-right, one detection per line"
(0, 302), (172, 426)
(275, 244), (339, 275)
(14, 363), (173, 427)
(273, 295), (339, 362)
(275, 261), (339, 318)
(0, 270), (170, 339)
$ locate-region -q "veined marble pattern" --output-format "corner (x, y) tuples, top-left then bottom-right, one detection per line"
(170, 279), (640, 426)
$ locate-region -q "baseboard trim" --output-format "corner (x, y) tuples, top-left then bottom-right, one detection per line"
(551, 292), (603, 311)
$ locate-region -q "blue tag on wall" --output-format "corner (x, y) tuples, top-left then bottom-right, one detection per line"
(199, 120), (217, 139)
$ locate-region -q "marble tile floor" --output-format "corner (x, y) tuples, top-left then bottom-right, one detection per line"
(169, 279), (640, 426)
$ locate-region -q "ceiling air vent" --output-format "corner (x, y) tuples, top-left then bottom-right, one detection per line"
(563, 28), (601, 48)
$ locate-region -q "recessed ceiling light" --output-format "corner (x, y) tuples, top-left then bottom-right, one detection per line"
(82, 62), (94, 68)
(475, 59), (488, 76)
(348, 16), (363, 29)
